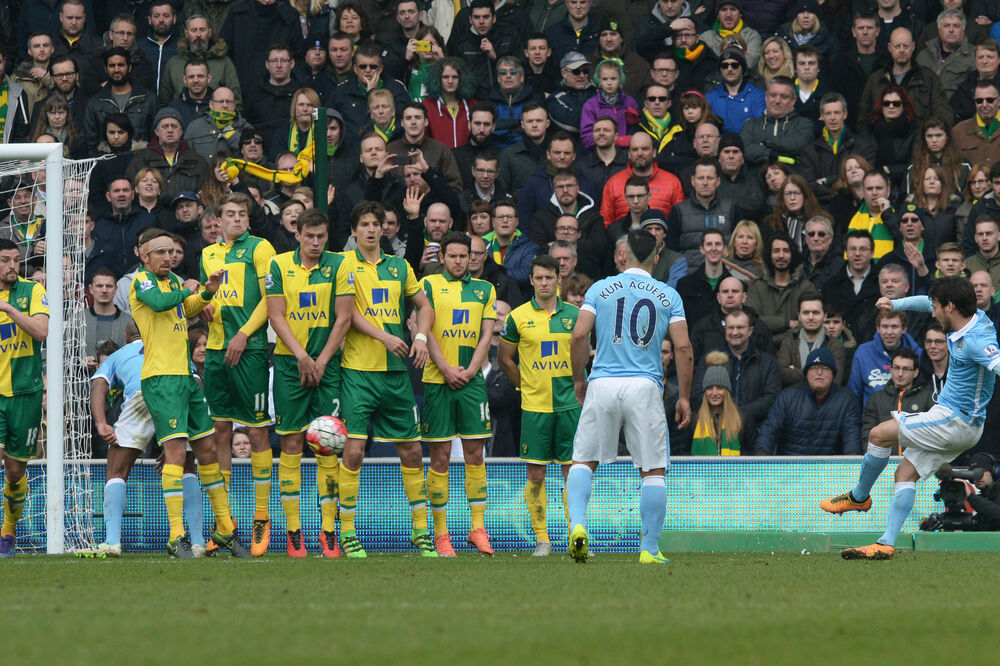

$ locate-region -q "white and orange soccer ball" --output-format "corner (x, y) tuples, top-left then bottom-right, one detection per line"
(305, 415), (348, 456)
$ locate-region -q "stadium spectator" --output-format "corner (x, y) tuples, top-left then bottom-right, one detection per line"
(776, 291), (846, 386)
(641, 211), (686, 288)
(545, 0), (599, 66)
(528, 171), (605, 279)
(184, 87), (252, 161)
(84, 267), (133, 367)
(458, 152), (507, 214)
(755, 347), (862, 455)
(133, 168), (173, 229)
(722, 218), (764, 281)
(161, 191), (204, 248)
(705, 47), (765, 135)
(243, 43), (299, 153)
(231, 428), (251, 459)
(828, 12), (881, 126)
(676, 228), (732, 326)
(952, 79), (1000, 171)
(920, 320), (949, 402)
(126, 108), (209, 205)
(913, 8), (973, 99)
(32, 55), (88, 131)
(757, 35), (794, 88)
(141, 1), (181, 94)
(801, 216), (844, 294)
(388, 103), (463, 192)
(0, 180), (44, 269)
(740, 76), (814, 170)
(717, 134), (765, 220)
(12, 33), (54, 118)
(50, 0), (102, 95)
(586, 17), (646, 100)
(268, 87), (321, 163)
(601, 132), (683, 226)
(496, 104), (549, 197)
(91, 177), (156, 279)
(454, 103), (500, 191)
(469, 233), (523, 308)
(823, 301), (857, 381)
(166, 59), (213, 127)
(82, 48), (158, 153)
(799, 92), (876, 204)
(951, 39), (1000, 123)
(546, 51), (596, 135)
(159, 14), (242, 110)
(967, 215), (1000, 288)
(481, 198), (540, 288)
(689, 275), (773, 363)
(690, 351), (742, 456)
(861, 347), (934, 448)
(421, 58), (477, 150)
(877, 205), (935, 296)
(523, 33), (558, 94)
(847, 169), (896, 260)
(579, 59), (636, 151)
(486, 56), (544, 149)
(747, 234), (816, 339)
(701, 1), (761, 69)
(518, 132), (597, 230)
(448, 0), (524, 99)
(220, 0), (300, 92)
(293, 39), (337, 104)
(847, 307), (923, 409)
(103, 14), (156, 94)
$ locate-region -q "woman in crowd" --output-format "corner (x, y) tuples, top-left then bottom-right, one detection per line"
(956, 163), (991, 241)
(658, 91), (721, 171)
(691, 351), (742, 456)
(198, 153), (236, 212)
(189, 328), (208, 379)
(467, 200), (494, 237)
(723, 219), (765, 281)
(289, 0), (332, 45)
(134, 168), (173, 228)
(407, 25), (447, 101)
(907, 164), (960, 249)
(763, 174), (826, 252)
(866, 84), (919, 197)
(270, 87), (321, 163)
(757, 36), (794, 86)
(333, 3), (372, 48)
(89, 114), (143, 215)
(827, 153), (873, 236)
(907, 117), (970, 197)
(30, 93), (86, 158)
(422, 57), (476, 149)
(776, 1), (841, 64)
(761, 161), (790, 213)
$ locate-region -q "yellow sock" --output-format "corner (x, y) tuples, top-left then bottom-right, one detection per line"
(400, 465), (429, 532)
(279, 453), (302, 532)
(199, 463), (235, 534)
(250, 450), (272, 520)
(524, 479), (548, 543)
(1, 475), (28, 537)
(161, 464), (186, 540)
(221, 468), (231, 494)
(426, 469), (449, 537)
(316, 454), (339, 533)
(466, 464), (487, 531)
(339, 462), (359, 533)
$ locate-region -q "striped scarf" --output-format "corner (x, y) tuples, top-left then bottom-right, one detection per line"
(0, 79), (8, 142)
(691, 417), (740, 455)
(288, 123), (314, 153)
(822, 127), (842, 155)
(373, 116), (396, 143)
(713, 18), (744, 39)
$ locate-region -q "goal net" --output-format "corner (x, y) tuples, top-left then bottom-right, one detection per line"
(0, 145), (99, 553)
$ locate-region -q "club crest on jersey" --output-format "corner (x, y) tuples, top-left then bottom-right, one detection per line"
(387, 265), (399, 279)
(16, 297), (26, 308)
(473, 289), (484, 300)
(236, 249), (246, 258)
(169, 419), (178, 429)
(561, 318), (574, 331)
(321, 266), (331, 279)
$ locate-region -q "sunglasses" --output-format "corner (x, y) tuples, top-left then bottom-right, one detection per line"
(975, 96), (998, 104)
(497, 69), (521, 76)
(805, 231), (827, 238)
(356, 63), (380, 70)
(901, 216), (921, 223)
(720, 61), (741, 70)
(882, 99), (902, 107)
(242, 137), (263, 145)
(646, 95), (668, 102)
(569, 68), (591, 75)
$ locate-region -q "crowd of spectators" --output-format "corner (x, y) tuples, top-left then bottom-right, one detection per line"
(4, 0), (1000, 462)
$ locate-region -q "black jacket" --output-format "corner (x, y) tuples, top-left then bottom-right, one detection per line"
(528, 192), (607, 280)
(447, 21), (523, 99)
(676, 267), (733, 328)
(689, 304), (774, 363)
(798, 129), (877, 203)
(803, 249), (847, 295)
(822, 262), (880, 343)
(82, 86), (158, 153)
(330, 74), (410, 145)
(862, 378), (935, 444)
(220, 0), (300, 92)
(244, 76), (299, 153)
(756, 383), (862, 455)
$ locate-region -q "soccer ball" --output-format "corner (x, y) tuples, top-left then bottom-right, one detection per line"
(305, 415), (348, 456)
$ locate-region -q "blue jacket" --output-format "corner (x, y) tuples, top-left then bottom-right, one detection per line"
(755, 383), (862, 455)
(92, 205), (158, 280)
(486, 84), (544, 148)
(705, 81), (766, 135)
(498, 233), (540, 289)
(847, 331), (923, 409)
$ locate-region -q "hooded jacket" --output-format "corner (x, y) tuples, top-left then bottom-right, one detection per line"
(579, 90), (639, 150)
(740, 110), (815, 168)
(862, 376), (936, 444)
(125, 141), (208, 204)
(528, 191), (607, 279)
(847, 331), (924, 409)
(159, 36), (242, 110)
(746, 265), (817, 337)
(546, 79), (596, 134)
(486, 84), (545, 147)
(755, 382), (862, 455)
(423, 98), (474, 150)
(82, 85), (158, 152)
(0, 77), (30, 144)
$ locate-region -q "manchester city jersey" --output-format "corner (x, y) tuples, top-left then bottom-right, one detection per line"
(582, 268), (686, 385)
(94, 340), (144, 401)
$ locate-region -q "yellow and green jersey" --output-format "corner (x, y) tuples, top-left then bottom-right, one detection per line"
(199, 231), (275, 350)
(501, 297), (579, 413)
(421, 272), (496, 384)
(266, 249), (355, 357)
(341, 249), (420, 373)
(0, 278), (48, 396)
(129, 269), (213, 379)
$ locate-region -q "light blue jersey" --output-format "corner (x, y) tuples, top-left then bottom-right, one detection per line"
(582, 268), (686, 384)
(893, 297), (1000, 425)
(94, 340), (145, 401)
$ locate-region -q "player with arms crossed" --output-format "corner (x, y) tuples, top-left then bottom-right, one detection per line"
(266, 210), (354, 557)
(199, 192), (276, 556)
(339, 201), (436, 558)
(130, 228), (248, 557)
(421, 232), (497, 557)
(822, 275), (1000, 559)
(566, 230), (693, 564)
(0, 239), (48, 558)
(498, 254), (581, 557)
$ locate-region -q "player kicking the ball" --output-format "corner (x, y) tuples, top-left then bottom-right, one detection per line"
(821, 276), (1000, 559)
(566, 230), (693, 564)
(266, 210), (354, 557)
(421, 232), (497, 557)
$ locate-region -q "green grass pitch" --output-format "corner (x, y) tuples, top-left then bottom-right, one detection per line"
(5, 551), (997, 663)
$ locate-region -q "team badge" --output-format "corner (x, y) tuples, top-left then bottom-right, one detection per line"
(347, 272), (355, 286)
(140, 280), (154, 291)
(562, 318), (574, 330)
(236, 249), (246, 258)
(169, 419), (178, 429)
(16, 297), (26, 308)
(321, 266), (331, 279)
(473, 289), (484, 300)
(387, 265), (399, 279)
(986, 344), (1000, 358)
(40, 295), (48, 307)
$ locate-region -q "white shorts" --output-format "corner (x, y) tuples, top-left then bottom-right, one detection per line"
(572, 376), (668, 471)
(894, 404), (984, 479)
(114, 392), (156, 452)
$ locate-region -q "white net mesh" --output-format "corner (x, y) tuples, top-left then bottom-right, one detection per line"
(0, 153), (99, 553)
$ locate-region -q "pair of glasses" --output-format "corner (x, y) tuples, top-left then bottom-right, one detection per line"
(976, 96), (998, 104)
(242, 138), (263, 145)
(883, 100), (902, 107)
(570, 68), (591, 76)
(356, 63), (380, 70)
(497, 69), (521, 76)
(806, 231), (826, 238)
(646, 96), (668, 102)
(901, 217), (921, 224)
(720, 61), (741, 70)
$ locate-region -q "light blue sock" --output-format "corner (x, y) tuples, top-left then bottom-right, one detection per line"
(639, 476), (667, 555)
(103, 479), (127, 546)
(852, 443), (892, 501)
(877, 482), (916, 547)
(566, 464), (593, 528)
(183, 474), (205, 547)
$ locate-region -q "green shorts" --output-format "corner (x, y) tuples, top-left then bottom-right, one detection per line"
(520, 407), (580, 465)
(341, 368), (419, 443)
(421, 378), (491, 442)
(141, 375), (215, 445)
(203, 348), (272, 426)
(273, 354), (343, 435)
(0, 392), (43, 461)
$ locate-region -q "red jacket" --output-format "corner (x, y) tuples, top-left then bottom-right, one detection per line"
(600, 164), (684, 226)
(422, 98), (474, 149)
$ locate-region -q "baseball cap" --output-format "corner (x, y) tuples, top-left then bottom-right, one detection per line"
(560, 51), (589, 70)
(171, 191), (201, 207)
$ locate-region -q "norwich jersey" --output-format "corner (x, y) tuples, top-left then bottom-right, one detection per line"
(501, 297), (579, 413)
(266, 249), (355, 357)
(0, 277), (48, 396)
(342, 250), (420, 372)
(200, 231), (275, 350)
(422, 272), (496, 384)
(129, 269), (213, 379)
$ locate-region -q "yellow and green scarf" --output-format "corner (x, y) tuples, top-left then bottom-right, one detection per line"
(822, 127), (843, 155)
(977, 111), (1000, 140)
(374, 116), (396, 143)
(0, 79), (8, 142)
(288, 122), (314, 153)
(675, 43), (706, 62)
(691, 418), (740, 456)
(640, 109), (682, 152)
(846, 202), (894, 259)
(713, 18), (744, 38)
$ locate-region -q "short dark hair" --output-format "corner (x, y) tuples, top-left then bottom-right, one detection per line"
(103, 47), (131, 65)
(137, 227), (172, 247)
(296, 209), (328, 231)
(402, 101), (427, 119)
(530, 253), (559, 275)
(975, 215), (1000, 233)
(355, 43), (382, 62)
(89, 267), (117, 284)
(823, 301), (844, 319)
(624, 176), (649, 191)
(0, 238), (19, 254)
(493, 197), (517, 215)
(440, 231), (471, 254)
(350, 201), (385, 229)
(692, 156), (721, 178)
(928, 276), (978, 317)
(548, 130), (575, 149)
(890, 347), (919, 368)
(797, 290), (824, 310)
(701, 228), (725, 245)
(96, 340), (122, 359)
(523, 101), (546, 115)
(845, 228), (874, 251)
(469, 101), (497, 122)
(469, 0), (495, 14)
